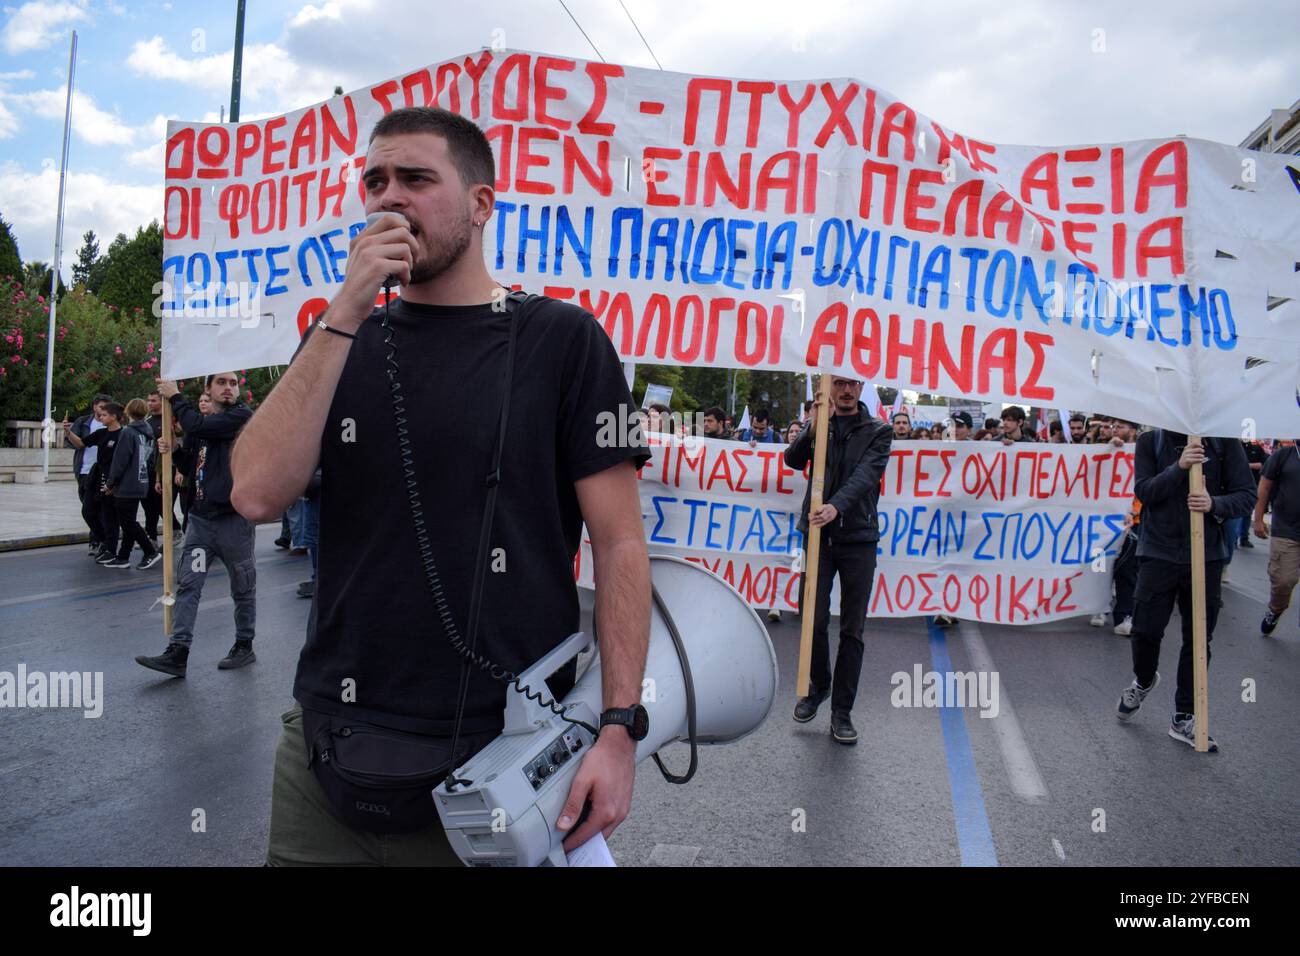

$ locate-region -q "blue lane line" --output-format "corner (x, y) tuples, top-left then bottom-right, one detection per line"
(927, 617), (998, 867)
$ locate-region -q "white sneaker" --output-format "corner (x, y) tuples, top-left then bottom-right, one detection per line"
(1090, 613), (1107, 627)
(767, 609), (781, 622)
(1113, 616), (1133, 637)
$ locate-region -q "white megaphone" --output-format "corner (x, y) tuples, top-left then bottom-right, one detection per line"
(434, 554), (778, 866)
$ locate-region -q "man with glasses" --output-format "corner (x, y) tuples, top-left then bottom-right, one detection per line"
(785, 376), (894, 744)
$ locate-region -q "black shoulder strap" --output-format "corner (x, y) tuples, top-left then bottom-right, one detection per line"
(447, 290), (529, 784)
(467, 290), (528, 660)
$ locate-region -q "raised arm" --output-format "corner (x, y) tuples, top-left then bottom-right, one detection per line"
(228, 215), (417, 521)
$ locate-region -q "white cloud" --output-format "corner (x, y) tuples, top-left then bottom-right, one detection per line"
(0, 160), (160, 264)
(6, 88), (135, 145)
(1, 0), (88, 55)
(0, 98), (17, 138)
(125, 33), (349, 114)
(124, 112), (169, 171)
(0, 69), (36, 80)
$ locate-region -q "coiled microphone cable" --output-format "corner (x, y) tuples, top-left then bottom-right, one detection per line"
(376, 285), (597, 792)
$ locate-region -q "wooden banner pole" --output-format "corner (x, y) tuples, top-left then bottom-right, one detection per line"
(1188, 435), (1209, 752)
(796, 373), (835, 698)
(160, 396), (175, 635)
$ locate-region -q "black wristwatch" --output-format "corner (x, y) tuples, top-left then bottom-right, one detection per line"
(599, 705), (649, 741)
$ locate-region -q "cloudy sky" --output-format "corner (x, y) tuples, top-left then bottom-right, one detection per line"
(0, 0), (1295, 267)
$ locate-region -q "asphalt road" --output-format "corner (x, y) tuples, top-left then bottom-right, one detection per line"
(0, 527), (1296, 866)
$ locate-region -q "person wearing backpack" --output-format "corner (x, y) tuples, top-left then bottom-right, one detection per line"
(1114, 430), (1254, 750)
(103, 398), (162, 570)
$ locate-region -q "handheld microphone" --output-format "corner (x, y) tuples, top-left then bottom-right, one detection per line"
(365, 211), (409, 291)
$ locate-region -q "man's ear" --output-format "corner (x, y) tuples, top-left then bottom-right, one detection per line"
(472, 183), (495, 226)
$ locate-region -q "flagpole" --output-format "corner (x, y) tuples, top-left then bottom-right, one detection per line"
(41, 30), (77, 480)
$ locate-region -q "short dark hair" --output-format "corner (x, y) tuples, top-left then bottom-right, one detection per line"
(892, 412), (911, 424)
(703, 406), (725, 422)
(369, 106), (496, 189)
(753, 408), (771, 423)
(102, 402), (125, 422)
(984, 417), (1000, 430)
(1068, 414), (1086, 426)
(1001, 406), (1027, 423)
(648, 402), (670, 415)
(205, 371), (238, 389)
(1049, 419), (1063, 435)
(93, 393), (112, 406)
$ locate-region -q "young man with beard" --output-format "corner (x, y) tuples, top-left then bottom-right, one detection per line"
(229, 107), (651, 866)
(135, 373), (255, 676)
(785, 376), (893, 744)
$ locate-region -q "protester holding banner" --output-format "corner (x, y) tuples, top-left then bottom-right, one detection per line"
(1115, 431), (1254, 750)
(999, 407), (1037, 445)
(951, 412), (973, 441)
(738, 408), (780, 445)
(891, 412), (912, 441)
(135, 372), (256, 677)
(224, 106), (651, 865)
(786, 376), (893, 744)
(702, 407), (727, 438)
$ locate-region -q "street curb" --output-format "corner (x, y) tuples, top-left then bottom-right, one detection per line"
(0, 531), (91, 553)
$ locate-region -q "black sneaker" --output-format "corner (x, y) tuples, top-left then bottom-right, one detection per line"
(94, 550), (116, 564)
(138, 552), (163, 570)
(104, 557), (132, 569)
(274, 537), (290, 549)
(1239, 537), (1254, 549)
(297, 580), (315, 599)
(218, 642), (256, 670)
(1116, 671), (1160, 721)
(135, 643), (189, 678)
(793, 691), (827, 722)
(830, 711), (858, 744)
(1261, 610), (1280, 635)
(934, 615), (957, 627)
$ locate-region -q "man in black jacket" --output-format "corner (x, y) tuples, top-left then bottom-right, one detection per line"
(135, 372), (255, 677)
(1115, 431), (1255, 750)
(785, 376), (894, 744)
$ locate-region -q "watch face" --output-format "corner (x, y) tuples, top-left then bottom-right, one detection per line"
(631, 705), (649, 741)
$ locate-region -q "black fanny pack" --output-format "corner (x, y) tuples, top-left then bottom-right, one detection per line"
(302, 707), (495, 834)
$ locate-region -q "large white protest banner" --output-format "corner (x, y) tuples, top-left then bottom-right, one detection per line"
(574, 435), (1132, 624)
(161, 49), (1300, 437)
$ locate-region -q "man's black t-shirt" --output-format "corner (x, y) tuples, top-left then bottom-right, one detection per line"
(293, 295), (650, 735)
(1262, 445), (1300, 541)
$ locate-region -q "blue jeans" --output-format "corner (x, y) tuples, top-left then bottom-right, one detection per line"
(1223, 517), (1242, 564)
(301, 497), (320, 580)
(287, 499), (305, 549)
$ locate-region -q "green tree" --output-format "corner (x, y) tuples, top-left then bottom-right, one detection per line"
(95, 221), (163, 315)
(0, 215), (20, 283)
(22, 260), (67, 300)
(72, 230), (99, 287)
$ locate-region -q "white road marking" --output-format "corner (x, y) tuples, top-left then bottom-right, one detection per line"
(958, 620), (1050, 804)
(1052, 837), (1065, 861)
(647, 844), (701, 866)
